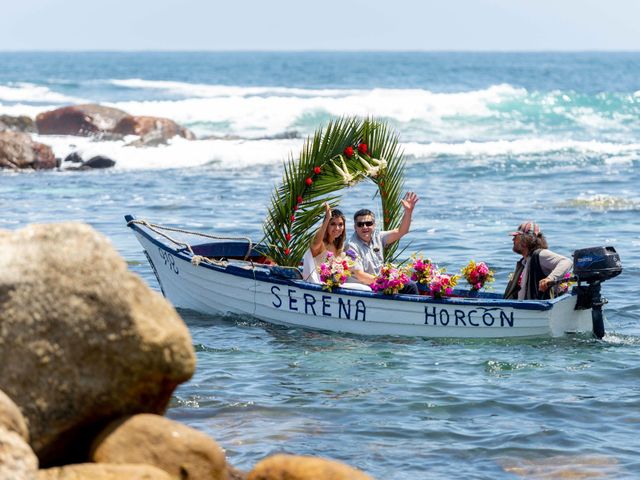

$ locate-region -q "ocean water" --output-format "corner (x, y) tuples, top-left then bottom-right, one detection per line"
(1, 52), (640, 478)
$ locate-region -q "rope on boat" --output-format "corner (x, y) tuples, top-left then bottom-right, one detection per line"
(128, 219), (302, 282)
(127, 219), (254, 265)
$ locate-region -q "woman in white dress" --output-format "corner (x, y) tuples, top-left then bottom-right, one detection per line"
(302, 203), (371, 291)
(302, 202), (346, 283)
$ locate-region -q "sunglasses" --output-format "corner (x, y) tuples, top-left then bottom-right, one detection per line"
(356, 221), (375, 228)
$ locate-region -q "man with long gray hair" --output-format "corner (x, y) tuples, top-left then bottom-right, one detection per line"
(504, 221), (572, 300)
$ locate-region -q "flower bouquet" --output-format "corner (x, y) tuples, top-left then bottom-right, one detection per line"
(318, 251), (354, 292)
(461, 260), (495, 292)
(370, 264), (410, 295)
(409, 255), (437, 286)
(428, 270), (459, 299)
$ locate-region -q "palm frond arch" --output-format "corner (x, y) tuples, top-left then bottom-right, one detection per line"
(261, 117), (406, 267)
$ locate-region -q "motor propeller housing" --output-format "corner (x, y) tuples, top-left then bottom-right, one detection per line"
(573, 246), (622, 283)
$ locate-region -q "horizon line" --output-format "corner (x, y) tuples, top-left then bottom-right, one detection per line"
(2, 49), (640, 54)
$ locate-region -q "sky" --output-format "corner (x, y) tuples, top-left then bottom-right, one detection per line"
(1, 0), (639, 51)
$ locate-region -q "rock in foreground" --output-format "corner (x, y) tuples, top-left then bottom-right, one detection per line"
(0, 222), (196, 465)
(247, 454), (374, 480)
(91, 414), (229, 480)
(0, 389), (29, 441)
(0, 427), (39, 480)
(38, 463), (172, 480)
(0, 390), (39, 480)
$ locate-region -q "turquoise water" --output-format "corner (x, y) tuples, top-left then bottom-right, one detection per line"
(2, 52), (640, 478)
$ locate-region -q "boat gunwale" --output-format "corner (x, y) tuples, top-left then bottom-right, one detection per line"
(126, 214), (570, 312)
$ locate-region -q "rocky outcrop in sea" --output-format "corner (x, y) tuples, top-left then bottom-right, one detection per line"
(0, 104), (195, 171)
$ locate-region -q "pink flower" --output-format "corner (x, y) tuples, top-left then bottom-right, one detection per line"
(461, 260), (494, 292)
(317, 252), (355, 292)
(370, 264), (409, 294)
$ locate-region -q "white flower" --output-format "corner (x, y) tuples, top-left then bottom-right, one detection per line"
(359, 156), (387, 178)
(332, 155), (357, 186)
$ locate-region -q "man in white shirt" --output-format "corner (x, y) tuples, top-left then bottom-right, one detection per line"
(347, 192), (419, 294)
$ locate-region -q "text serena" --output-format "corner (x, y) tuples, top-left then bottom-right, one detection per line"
(271, 286), (366, 320)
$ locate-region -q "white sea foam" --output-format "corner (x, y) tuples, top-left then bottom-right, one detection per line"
(7, 80), (639, 171)
(559, 194), (640, 211)
(0, 83), (83, 104)
(33, 134), (640, 173)
(403, 139), (640, 159)
(0, 103), (50, 118)
(36, 134), (303, 171)
(103, 83), (525, 137)
(4, 81), (638, 144)
(109, 78), (354, 98)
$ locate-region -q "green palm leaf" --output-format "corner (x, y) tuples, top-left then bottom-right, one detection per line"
(259, 117), (406, 266)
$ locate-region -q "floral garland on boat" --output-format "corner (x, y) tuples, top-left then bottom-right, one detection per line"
(260, 118), (406, 266)
(378, 256), (495, 298)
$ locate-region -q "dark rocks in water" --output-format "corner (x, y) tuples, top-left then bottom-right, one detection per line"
(64, 151), (84, 163)
(82, 155), (116, 169)
(0, 115), (36, 133)
(0, 131), (57, 170)
(115, 115), (196, 145)
(36, 104), (129, 136)
(65, 154), (117, 170)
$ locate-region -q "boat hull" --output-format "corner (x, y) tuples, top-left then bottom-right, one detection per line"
(127, 217), (593, 339)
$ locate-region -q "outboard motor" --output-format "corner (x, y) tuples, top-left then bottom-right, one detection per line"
(572, 246), (622, 339)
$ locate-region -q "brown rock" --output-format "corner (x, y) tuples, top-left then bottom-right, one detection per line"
(36, 104), (129, 136)
(0, 223), (196, 466)
(38, 463), (172, 480)
(115, 115), (195, 144)
(91, 414), (229, 480)
(0, 131), (56, 169)
(0, 389), (29, 441)
(247, 454), (375, 480)
(0, 114), (36, 133)
(0, 426), (39, 480)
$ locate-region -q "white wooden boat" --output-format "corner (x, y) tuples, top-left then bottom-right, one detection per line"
(125, 215), (622, 339)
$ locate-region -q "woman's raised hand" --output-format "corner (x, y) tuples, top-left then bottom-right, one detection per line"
(323, 202), (332, 219)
